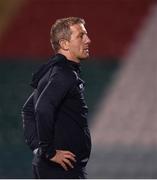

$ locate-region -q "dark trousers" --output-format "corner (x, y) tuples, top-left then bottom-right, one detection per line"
(32, 164), (87, 179)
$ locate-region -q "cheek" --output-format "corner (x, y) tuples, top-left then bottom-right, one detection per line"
(70, 42), (82, 52)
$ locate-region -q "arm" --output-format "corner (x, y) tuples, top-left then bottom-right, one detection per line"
(35, 71), (76, 164)
(22, 92), (38, 152)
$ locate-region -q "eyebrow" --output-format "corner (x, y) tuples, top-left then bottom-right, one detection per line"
(78, 31), (87, 36)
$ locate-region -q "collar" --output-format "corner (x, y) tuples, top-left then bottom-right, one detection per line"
(30, 53), (81, 88)
(56, 53), (81, 74)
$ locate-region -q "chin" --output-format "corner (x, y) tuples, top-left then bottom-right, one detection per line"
(79, 57), (88, 61)
(79, 54), (90, 60)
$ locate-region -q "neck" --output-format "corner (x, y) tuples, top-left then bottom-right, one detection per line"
(57, 50), (80, 63)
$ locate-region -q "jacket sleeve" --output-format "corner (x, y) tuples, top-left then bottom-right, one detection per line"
(22, 92), (38, 151)
(35, 71), (75, 160)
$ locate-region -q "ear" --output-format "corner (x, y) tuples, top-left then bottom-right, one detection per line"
(59, 39), (69, 51)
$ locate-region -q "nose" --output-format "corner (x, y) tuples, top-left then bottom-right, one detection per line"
(86, 35), (91, 44)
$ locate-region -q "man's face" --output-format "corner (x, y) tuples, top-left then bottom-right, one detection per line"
(67, 23), (91, 60)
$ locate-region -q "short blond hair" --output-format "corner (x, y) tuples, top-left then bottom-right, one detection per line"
(50, 17), (85, 52)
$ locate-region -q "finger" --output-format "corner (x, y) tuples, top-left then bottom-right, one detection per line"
(61, 162), (68, 171)
(64, 151), (76, 157)
(64, 154), (76, 162)
(63, 158), (74, 169)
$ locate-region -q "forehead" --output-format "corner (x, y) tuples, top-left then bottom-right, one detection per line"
(70, 23), (87, 34)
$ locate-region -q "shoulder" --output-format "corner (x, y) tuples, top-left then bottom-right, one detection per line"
(49, 63), (77, 86)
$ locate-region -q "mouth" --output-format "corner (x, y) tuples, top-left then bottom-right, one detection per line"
(83, 47), (89, 52)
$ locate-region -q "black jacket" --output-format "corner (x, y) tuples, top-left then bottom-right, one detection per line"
(22, 54), (91, 167)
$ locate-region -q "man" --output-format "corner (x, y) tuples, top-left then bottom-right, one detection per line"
(22, 17), (91, 179)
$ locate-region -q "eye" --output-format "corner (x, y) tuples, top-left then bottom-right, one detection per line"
(79, 33), (84, 38)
